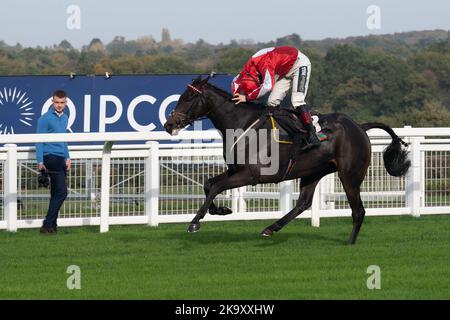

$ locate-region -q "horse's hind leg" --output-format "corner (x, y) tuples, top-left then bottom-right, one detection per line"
(261, 176), (320, 236)
(339, 174), (366, 244)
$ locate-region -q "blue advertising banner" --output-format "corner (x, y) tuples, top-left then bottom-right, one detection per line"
(0, 74), (233, 135)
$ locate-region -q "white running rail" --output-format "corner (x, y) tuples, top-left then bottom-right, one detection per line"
(0, 127), (449, 232)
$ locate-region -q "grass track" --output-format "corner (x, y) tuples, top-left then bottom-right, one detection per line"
(1, 215), (449, 299)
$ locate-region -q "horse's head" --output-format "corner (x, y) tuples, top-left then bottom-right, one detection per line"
(164, 75), (210, 135)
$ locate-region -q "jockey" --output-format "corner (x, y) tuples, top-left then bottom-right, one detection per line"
(231, 46), (320, 150)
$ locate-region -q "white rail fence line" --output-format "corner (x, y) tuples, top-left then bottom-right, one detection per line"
(0, 127), (449, 232)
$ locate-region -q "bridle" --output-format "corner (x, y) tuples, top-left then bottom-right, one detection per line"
(169, 83), (211, 128)
(187, 84), (202, 94)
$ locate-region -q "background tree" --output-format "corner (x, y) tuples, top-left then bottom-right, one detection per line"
(0, 29), (449, 127)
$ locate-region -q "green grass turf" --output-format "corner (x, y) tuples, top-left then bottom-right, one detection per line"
(0, 215), (449, 300)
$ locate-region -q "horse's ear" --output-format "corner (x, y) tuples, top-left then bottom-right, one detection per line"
(193, 74), (210, 87)
(199, 71), (215, 85)
(201, 75), (210, 85)
(194, 75), (202, 82)
(199, 73), (213, 86)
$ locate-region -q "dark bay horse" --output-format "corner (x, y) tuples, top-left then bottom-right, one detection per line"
(164, 76), (410, 244)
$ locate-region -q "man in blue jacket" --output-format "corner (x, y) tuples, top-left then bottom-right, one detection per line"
(36, 90), (71, 234)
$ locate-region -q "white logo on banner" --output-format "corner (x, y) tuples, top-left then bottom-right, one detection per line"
(0, 87), (35, 135)
(1, 91), (182, 134)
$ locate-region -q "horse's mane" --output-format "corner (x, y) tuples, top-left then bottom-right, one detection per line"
(204, 82), (232, 98)
(205, 82), (268, 112)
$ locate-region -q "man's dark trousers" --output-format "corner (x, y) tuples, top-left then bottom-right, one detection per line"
(43, 155), (68, 228)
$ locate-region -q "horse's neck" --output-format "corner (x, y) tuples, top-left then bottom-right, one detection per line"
(205, 88), (263, 134)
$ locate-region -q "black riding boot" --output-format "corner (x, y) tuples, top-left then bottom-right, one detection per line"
(298, 106), (321, 150)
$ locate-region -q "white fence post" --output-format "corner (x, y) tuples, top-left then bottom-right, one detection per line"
(238, 186), (247, 213)
(100, 141), (114, 233)
(146, 141), (159, 227)
(280, 180), (293, 214)
(5, 144), (18, 232)
(406, 137), (423, 217)
(86, 161), (95, 209)
(323, 173), (335, 210)
(311, 181), (320, 227)
(231, 188), (239, 213)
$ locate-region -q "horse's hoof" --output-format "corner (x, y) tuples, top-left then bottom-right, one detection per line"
(210, 206), (232, 216)
(217, 206), (233, 215)
(260, 228), (273, 237)
(187, 223), (200, 233)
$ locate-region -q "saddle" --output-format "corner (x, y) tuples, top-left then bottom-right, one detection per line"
(229, 107), (330, 181)
(265, 108), (330, 180)
(267, 108), (328, 145)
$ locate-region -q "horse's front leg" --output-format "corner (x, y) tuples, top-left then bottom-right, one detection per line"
(188, 169), (252, 233)
(203, 172), (232, 216)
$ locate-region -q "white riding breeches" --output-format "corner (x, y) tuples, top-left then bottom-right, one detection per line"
(267, 51), (311, 108)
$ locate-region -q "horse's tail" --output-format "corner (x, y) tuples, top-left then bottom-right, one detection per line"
(361, 122), (411, 177)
